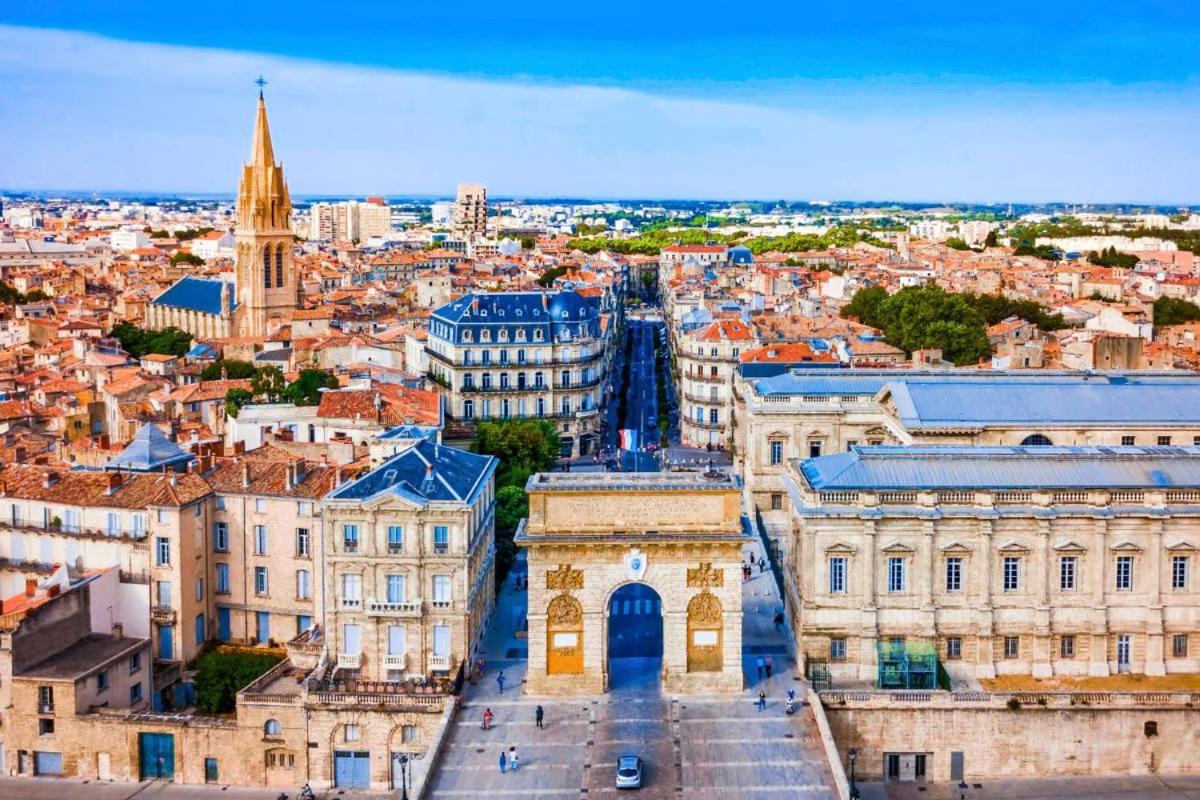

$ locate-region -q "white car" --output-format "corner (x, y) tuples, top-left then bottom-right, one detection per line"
(615, 755), (643, 789)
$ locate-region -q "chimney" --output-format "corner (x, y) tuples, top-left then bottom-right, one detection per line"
(25, 578), (36, 597)
(220, 366), (228, 381)
(111, 623), (124, 639)
(106, 472), (123, 494)
(335, 466), (343, 487)
(169, 472), (178, 488)
(14, 446), (25, 463)
(234, 441), (245, 455)
(242, 462), (251, 488)
(285, 462), (296, 490)
(41, 470), (57, 488)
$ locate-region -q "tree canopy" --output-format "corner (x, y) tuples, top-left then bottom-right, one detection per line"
(473, 418), (562, 490)
(194, 649), (283, 714)
(250, 366), (286, 402)
(538, 265), (569, 287)
(170, 251), (204, 267)
(567, 224), (889, 256)
(282, 369), (339, 406)
(111, 321), (193, 358)
(841, 285), (991, 365)
(1087, 247), (1139, 269)
(200, 359), (257, 381)
(0, 281), (49, 305)
(1154, 296), (1200, 327)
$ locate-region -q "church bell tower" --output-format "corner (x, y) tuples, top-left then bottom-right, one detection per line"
(234, 87), (297, 338)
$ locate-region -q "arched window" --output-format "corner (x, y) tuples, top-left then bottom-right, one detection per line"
(1021, 434), (1054, 447)
(275, 244), (285, 288)
(264, 719), (282, 737)
(262, 245), (272, 288)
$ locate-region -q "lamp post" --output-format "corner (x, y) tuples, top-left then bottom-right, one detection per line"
(392, 753), (410, 800)
(848, 748), (860, 799)
(959, 779), (969, 800)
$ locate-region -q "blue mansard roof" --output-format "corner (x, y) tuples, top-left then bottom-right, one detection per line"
(429, 290), (601, 345)
(798, 445), (1200, 492)
(326, 440), (496, 505)
(151, 276), (235, 315)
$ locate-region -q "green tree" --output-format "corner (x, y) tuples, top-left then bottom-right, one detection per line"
(170, 251), (204, 267)
(1087, 247), (1138, 269)
(194, 649), (283, 714)
(872, 286), (991, 365)
(473, 419), (562, 488)
(224, 388), (253, 418)
(201, 359), (257, 381)
(110, 322), (192, 358)
(538, 266), (569, 287)
(1154, 296), (1200, 327)
(492, 484), (529, 586)
(840, 286), (888, 328)
(983, 230), (999, 248)
(282, 368), (339, 406)
(251, 366), (287, 402)
(945, 237), (974, 251)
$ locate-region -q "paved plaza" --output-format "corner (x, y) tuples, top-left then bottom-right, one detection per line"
(427, 534), (836, 800)
(861, 774), (1200, 800)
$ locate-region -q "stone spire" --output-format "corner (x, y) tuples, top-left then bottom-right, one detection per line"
(236, 94), (291, 232)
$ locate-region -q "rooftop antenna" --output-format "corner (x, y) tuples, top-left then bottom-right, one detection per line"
(255, 75), (268, 100)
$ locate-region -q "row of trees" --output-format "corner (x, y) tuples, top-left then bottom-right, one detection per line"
(472, 419), (562, 587)
(0, 280), (49, 306)
(567, 224), (889, 256)
(1154, 297), (1200, 327)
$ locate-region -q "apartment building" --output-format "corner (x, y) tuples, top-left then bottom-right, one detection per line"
(426, 290), (616, 457)
(677, 318), (756, 448)
(205, 449), (338, 646)
(782, 445), (1200, 682)
(453, 183), (488, 237)
(321, 439), (497, 682)
(308, 199), (392, 242)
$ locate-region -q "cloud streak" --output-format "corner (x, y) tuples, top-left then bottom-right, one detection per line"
(0, 25), (1197, 203)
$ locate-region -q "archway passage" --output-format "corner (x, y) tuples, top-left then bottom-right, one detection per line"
(607, 583), (663, 690)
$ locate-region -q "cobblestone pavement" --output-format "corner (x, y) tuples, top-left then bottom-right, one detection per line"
(427, 535), (836, 800)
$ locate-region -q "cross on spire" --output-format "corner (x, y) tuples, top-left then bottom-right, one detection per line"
(255, 75), (268, 100)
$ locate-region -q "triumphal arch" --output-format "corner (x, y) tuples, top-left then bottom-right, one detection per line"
(517, 471), (749, 695)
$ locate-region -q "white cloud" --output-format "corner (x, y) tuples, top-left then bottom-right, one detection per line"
(0, 25), (1197, 202)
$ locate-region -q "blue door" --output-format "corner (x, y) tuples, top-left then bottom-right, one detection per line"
(158, 626), (173, 660)
(138, 733), (175, 779)
(257, 611), (271, 644)
(334, 751), (370, 788)
(34, 751), (63, 776)
(217, 607), (231, 641)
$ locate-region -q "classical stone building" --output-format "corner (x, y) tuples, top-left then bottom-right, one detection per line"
(321, 440), (497, 681)
(147, 91), (299, 340)
(518, 471), (749, 695)
(677, 318), (757, 449)
(782, 445), (1200, 683)
(737, 369), (1200, 541)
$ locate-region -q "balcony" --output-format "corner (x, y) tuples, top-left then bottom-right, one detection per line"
(150, 606), (177, 625)
(433, 543), (450, 556)
(382, 653), (407, 671)
(683, 391), (723, 405)
(365, 599), (422, 617)
(426, 346), (603, 369)
(685, 418), (727, 431)
(429, 654), (452, 672)
(343, 540), (360, 554)
(340, 598), (362, 611)
(337, 652), (362, 670)
(38, 702), (54, 714)
(430, 599), (453, 611)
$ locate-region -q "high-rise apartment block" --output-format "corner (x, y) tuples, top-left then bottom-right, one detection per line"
(308, 198), (392, 242)
(454, 183), (488, 237)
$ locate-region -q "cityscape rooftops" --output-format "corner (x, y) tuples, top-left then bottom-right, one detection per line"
(326, 439), (495, 504)
(105, 423), (193, 472)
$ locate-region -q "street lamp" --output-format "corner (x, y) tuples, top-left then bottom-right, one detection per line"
(847, 748), (860, 800)
(392, 753), (411, 800)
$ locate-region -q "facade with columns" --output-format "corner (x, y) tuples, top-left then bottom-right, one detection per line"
(518, 471), (749, 695)
(145, 93), (298, 340)
(782, 445), (1200, 683)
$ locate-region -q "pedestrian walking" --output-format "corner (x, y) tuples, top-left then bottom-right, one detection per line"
(765, 655), (774, 679)
(497, 670), (506, 694)
(756, 656), (765, 681)
(756, 690), (767, 711)
(759, 557), (766, 574)
(498, 750), (507, 774)
(773, 612), (784, 631)
(535, 705), (544, 729)
(509, 747), (520, 772)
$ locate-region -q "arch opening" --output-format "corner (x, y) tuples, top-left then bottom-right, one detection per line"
(606, 583), (663, 690)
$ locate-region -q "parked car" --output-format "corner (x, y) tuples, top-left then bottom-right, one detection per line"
(616, 755), (643, 789)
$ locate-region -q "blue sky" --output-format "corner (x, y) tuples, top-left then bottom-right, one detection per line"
(1, 1), (1198, 202)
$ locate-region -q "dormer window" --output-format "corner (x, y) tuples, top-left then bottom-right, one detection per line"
(516, 329), (527, 342)
(480, 329), (491, 342)
(534, 329), (544, 342)
(462, 330), (472, 342)
(499, 329), (509, 342)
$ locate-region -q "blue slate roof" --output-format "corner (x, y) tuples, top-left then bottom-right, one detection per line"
(152, 276), (234, 315)
(327, 440), (496, 504)
(799, 445), (1200, 491)
(888, 377), (1200, 428)
(376, 425), (440, 441)
(106, 423), (194, 472)
(430, 290), (601, 345)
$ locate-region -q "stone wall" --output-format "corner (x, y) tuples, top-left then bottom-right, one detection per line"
(821, 692), (1200, 782)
